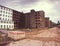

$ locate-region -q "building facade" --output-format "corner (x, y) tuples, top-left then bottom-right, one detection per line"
(0, 5), (55, 29)
(0, 5), (14, 29)
(45, 17), (50, 28)
(13, 10), (25, 29)
(25, 10), (45, 29)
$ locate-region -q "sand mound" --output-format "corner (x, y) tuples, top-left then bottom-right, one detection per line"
(33, 27), (60, 38)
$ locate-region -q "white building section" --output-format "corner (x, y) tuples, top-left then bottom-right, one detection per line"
(0, 5), (14, 29)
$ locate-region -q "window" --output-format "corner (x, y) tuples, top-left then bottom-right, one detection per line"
(7, 25), (8, 29)
(8, 16), (9, 17)
(38, 15), (40, 16)
(3, 18), (4, 20)
(6, 15), (7, 17)
(37, 20), (40, 22)
(8, 19), (9, 21)
(3, 11), (5, 13)
(4, 25), (5, 29)
(35, 17), (40, 19)
(9, 21), (11, 24)
(7, 25), (9, 29)
(38, 23), (40, 24)
(12, 26), (13, 28)
(7, 21), (8, 23)
(3, 15), (4, 16)
(1, 25), (2, 28)
(9, 9), (10, 11)
(6, 12), (7, 14)
(35, 20), (40, 23)
(1, 10), (2, 12)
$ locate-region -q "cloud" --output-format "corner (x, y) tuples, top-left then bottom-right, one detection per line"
(5, 0), (39, 6)
(0, 0), (60, 23)
(20, 0), (39, 5)
(0, 0), (6, 5)
(1, 0), (40, 11)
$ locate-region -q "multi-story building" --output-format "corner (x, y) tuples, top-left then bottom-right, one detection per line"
(45, 17), (50, 28)
(13, 10), (25, 29)
(0, 5), (25, 29)
(25, 10), (45, 29)
(0, 5), (14, 29)
(0, 5), (55, 29)
(49, 21), (57, 28)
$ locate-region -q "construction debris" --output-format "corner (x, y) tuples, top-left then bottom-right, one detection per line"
(5, 27), (60, 46)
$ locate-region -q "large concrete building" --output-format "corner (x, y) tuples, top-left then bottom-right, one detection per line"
(0, 5), (55, 29)
(25, 10), (45, 29)
(13, 10), (25, 29)
(0, 5), (14, 29)
(45, 17), (50, 28)
(0, 5), (25, 29)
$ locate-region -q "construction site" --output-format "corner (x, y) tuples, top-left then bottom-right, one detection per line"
(0, 0), (60, 46)
(0, 26), (60, 46)
(0, 5), (59, 46)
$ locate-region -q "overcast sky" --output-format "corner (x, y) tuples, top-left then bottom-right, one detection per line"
(0, 0), (60, 23)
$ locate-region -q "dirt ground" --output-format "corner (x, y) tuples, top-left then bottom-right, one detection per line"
(5, 27), (60, 46)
